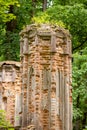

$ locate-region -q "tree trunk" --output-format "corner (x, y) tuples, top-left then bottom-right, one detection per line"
(6, 5), (16, 32)
(31, 0), (36, 17)
(42, 0), (47, 11)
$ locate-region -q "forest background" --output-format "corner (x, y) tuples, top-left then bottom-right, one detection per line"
(0, 0), (87, 130)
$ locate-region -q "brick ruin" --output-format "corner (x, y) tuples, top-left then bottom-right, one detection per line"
(0, 24), (72, 130)
(0, 61), (21, 128)
(20, 24), (72, 130)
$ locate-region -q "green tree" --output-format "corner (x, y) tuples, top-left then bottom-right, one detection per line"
(0, 0), (19, 23)
(0, 0), (20, 61)
(73, 49), (87, 129)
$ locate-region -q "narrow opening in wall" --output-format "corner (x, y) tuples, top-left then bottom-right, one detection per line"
(2, 97), (7, 111)
(0, 71), (2, 82)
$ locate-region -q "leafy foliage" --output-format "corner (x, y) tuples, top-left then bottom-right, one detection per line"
(0, 0), (19, 23)
(0, 0), (20, 61)
(73, 49), (87, 129)
(32, 13), (65, 27)
(0, 110), (14, 129)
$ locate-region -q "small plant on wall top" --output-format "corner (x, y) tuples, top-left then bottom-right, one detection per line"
(32, 12), (65, 28)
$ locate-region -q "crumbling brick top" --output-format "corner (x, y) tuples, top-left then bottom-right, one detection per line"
(20, 24), (71, 39)
(0, 61), (21, 68)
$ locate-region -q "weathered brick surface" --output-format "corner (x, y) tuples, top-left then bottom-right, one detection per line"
(20, 24), (72, 130)
(0, 61), (21, 126)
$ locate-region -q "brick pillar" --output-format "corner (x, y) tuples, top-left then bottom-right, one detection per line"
(20, 24), (72, 130)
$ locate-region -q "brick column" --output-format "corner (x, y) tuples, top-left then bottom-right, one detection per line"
(20, 24), (72, 130)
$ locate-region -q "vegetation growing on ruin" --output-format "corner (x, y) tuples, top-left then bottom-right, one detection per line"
(0, 110), (14, 129)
